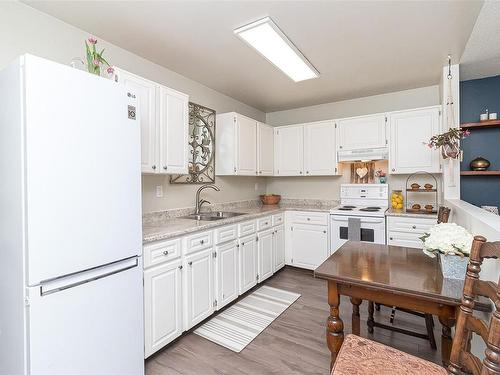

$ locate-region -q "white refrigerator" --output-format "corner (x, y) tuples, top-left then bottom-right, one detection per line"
(0, 55), (144, 375)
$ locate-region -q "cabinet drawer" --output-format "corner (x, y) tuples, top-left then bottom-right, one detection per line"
(238, 220), (256, 237)
(292, 211), (328, 226)
(387, 231), (424, 249)
(257, 216), (272, 231)
(272, 213), (284, 226)
(143, 238), (181, 269)
(215, 224), (238, 245)
(184, 230), (213, 255)
(387, 216), (435, 234)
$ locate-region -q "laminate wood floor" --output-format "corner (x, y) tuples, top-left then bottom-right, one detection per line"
(146, 267), (444, 375)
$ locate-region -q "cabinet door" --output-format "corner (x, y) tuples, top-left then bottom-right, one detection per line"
(389, 107), (441, 174)
(290, 224), (328, 270)
(159, 86), (189, 174)
(144, 259), (183, 357)
(273, 225), (285, 272)
(257, 122), (274, 176)
(184, 249), (214, 330)
(304, 121), (338, 176)
(236, 115), (257, 175)
(274, 125), (304, 176)
(216, 241), (239, 309)
(258, 229), (274, 283)
(239, 234), (258, 294)
(115, 69), (158, 173)
(338, 114), (386, 150)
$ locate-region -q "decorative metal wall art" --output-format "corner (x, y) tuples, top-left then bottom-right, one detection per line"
(170, 102), (215, 184)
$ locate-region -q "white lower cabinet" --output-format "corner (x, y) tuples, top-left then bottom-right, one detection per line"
(216, 240), (239, 310)
(290, 223), (329, 270)
(143, 259), (183, 358)
(387, 216), (436, 249)
(184, 249), (214, 330)
(273, 224), (285, 272)
(258, 228), (274, 283)
(239, 234), (258, 294)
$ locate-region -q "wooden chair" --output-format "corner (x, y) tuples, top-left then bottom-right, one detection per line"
(366, 206), (452, 349)
(448, 235), (500, 374)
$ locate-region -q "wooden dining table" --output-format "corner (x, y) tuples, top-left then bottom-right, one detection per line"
(314, 241), (491, 369)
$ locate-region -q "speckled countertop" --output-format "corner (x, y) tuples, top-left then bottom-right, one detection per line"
(385, 207), (438, 219)
(143, 199), (338, 244)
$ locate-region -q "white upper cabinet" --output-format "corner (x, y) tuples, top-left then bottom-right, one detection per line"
(388, 106), (441, 174)
(216, 112), (259, 176)
(274, 125), (304, 176)
(337, 114), (387, 151)
(114, 67), (188, 175)
(257, 122), (274, 176)
(304, 120), (339, 176)
(114, 69), (157, 173)
(158, 87), (189, 174)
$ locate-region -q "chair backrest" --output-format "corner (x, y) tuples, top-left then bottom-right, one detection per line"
(438, 206), (451, 224)
(448, 236), (500, 375)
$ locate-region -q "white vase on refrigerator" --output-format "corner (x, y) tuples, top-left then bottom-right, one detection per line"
(0, 55), (144, 375)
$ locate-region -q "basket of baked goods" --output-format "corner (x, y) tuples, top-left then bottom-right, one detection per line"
(260, 194), (281, 205)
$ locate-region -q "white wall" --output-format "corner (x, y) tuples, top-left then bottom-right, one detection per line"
(0, 2), (266, 213)
(266, 86), (442, 201)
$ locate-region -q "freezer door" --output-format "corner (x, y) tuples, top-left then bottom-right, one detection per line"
(23, 55), (141, 285)
(28, 257), (144, 375)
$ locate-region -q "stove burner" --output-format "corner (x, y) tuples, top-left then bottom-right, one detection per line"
(360, 207), (380, 212)
(366, 206), (381, 210)
(338, 207), (353, 211)
(341, 205), (356, 209)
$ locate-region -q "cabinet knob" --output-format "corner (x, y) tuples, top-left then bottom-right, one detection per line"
(163, 166), (168, 170)
(188, 261), (193, 266)
(339, 146), (343, 149)
(241, 242), (245, 246)
(200, 239), (204, 244)
(178, 265), (183, 270)
(323, 230), (327, 234)
(265, 222), (268, 225)
(392, 168), (395, 172)
(390, 237), (393, 241)
(163, 250), (169, 256)
(152, 165), (157, 170)
(299, 171), (303, 174)
(412, 225), (417, 229)
(307, 217), (310, 221)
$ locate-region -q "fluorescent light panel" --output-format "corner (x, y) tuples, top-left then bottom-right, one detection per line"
(234, 17), (319, 82)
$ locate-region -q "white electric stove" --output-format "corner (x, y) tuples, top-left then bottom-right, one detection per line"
(330, 184), (389, 253)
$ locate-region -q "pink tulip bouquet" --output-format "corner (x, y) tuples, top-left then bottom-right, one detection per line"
(85, 37), (114, 76)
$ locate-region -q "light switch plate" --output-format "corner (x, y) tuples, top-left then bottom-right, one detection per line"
(156, 185), (163, 198)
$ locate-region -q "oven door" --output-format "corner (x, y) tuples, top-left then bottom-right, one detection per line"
(330, 215), (386, 253)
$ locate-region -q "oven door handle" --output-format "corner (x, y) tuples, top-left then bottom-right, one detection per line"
(330, 216), (385, 224)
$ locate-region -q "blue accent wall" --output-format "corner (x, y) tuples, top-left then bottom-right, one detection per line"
(460, 75), (500, 209)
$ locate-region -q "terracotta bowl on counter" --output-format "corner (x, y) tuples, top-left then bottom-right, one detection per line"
(260, 194), (281, 205)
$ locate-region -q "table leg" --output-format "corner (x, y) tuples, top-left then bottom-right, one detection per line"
(367, 301), (374, 334)
(327, 281), (344, 370)
(350, 297), (362, 336)
(439, 315), (456, 367)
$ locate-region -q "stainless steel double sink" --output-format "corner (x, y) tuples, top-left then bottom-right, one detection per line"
(179, 211), (246, 221)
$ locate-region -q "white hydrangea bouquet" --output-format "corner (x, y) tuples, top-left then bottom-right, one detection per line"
(420, 223), (473, 258)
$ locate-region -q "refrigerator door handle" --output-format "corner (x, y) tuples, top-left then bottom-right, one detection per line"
(40, 256), (138, 297)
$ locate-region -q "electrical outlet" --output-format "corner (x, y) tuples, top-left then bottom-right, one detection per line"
(156, 185), (163, 198)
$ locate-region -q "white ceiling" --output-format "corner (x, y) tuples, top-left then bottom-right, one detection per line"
(25, 1), (483, 112)
(460, 1), (500, 81)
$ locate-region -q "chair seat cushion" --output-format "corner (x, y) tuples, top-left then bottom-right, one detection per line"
(331, 334), (447, 375)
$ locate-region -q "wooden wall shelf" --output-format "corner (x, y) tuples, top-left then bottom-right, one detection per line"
(460, 170), (500, 176)
(461, 120), (500, 129)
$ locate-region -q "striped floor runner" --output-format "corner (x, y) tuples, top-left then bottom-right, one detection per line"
(194, 286), (301, 352)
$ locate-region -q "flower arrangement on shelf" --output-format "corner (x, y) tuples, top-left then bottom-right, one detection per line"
(423, 127), (471, 159)
(85, 36), (114, 76)
(420, 223), (473, 258)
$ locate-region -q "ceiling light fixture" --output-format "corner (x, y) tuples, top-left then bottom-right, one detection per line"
(234, 16), (319, 82)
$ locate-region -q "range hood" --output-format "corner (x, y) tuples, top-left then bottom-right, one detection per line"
(337, 147), (388, 162)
